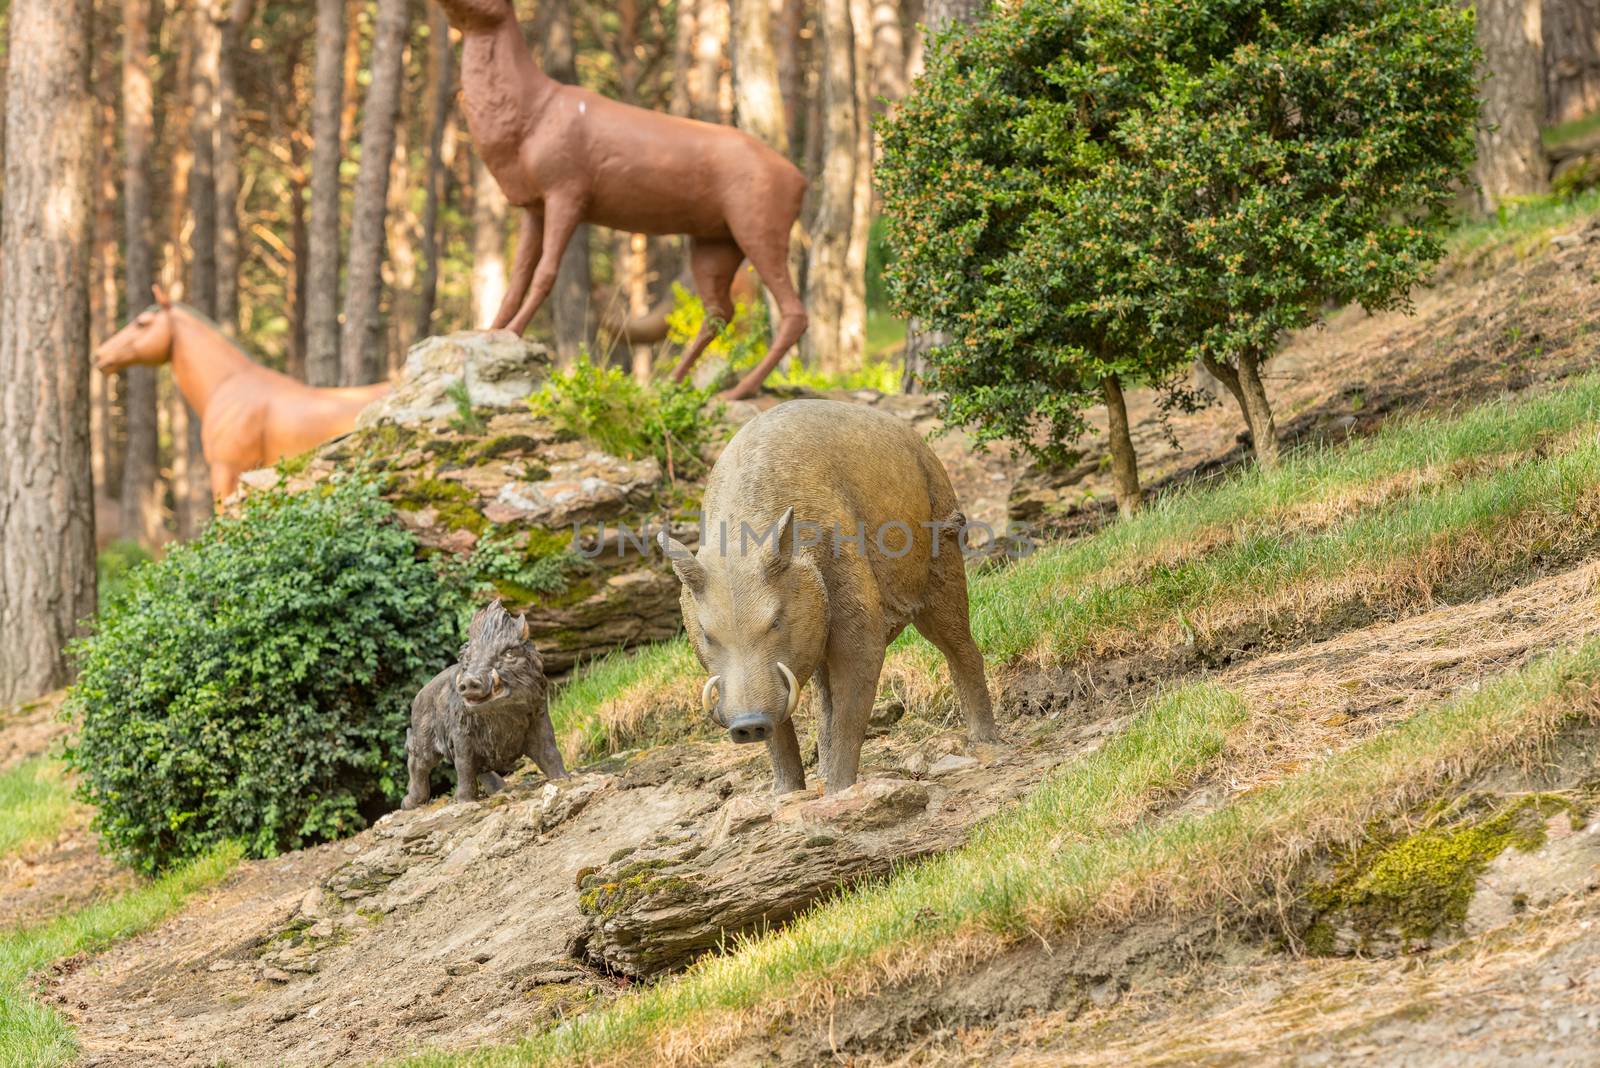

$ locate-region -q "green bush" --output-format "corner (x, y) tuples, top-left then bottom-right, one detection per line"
(879, 0), (1479, 482)
(67, 479), (467, 874)
(529, 353), (726, 477)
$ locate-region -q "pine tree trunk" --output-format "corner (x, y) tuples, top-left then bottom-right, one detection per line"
(92, 3), (122, 504)
(732, 0), (790, 155)
(542, 0), (592, 366)
(471, 155), (509, 329)
(870, 0), (907, 108)
(1102, 375), (1143, 516)
(1475, 0), (1550, 211)
(183, 0), (220, 526)
(776, 0), (807, 154)
(0, 0), (97, 705)
(838, 0), (873, 370)
(340, 0), (408, 385)
(121, 0), (162, 545)
(805, 0), (857, 372)
(901, 0), (988, 390)
(305, 0), (346, 385)
(215, 0), (256, 334)
(1544, 0), (1600, 125)
(415, 5), (453, 344)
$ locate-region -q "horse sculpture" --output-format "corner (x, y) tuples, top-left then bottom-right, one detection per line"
(435, 0), (808, 400)
(95, 287), (391, 500)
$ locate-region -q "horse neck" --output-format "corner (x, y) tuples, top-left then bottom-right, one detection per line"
(167, 311), (254, 416)
(460, 16), (556, 151)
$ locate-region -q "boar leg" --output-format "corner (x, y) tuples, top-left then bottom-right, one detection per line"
(912, 564), (999, 744)
(454, 743), (480, 803)
(478, 770), (507, 796)
(524, 704), (570, 781)
(818, 647), (884, 794)
(767, 717), (807, 795)
(403, 729), (440, 810)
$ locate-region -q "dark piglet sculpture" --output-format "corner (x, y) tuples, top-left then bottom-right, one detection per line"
(404, 601), (568, 807)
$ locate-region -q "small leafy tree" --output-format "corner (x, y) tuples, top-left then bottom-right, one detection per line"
(68, 479), (467, 873)
(879, 0), (1478, 486)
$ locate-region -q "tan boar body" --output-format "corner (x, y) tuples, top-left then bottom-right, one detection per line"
(661, 399), (998, 794)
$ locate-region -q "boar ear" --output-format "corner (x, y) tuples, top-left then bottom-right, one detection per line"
(518, 613), (530, 641)
(764, 507), (796, 577)
(658, 531), (707, 592)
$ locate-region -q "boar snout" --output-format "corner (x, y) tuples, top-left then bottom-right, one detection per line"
(726, 712), (774, 744)
(455, 668), (502, 705)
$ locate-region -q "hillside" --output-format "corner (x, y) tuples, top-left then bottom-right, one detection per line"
(6, 203), (1600, 1067)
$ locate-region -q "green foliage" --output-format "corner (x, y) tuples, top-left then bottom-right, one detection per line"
(665, 282), (772, 373)
(466, 528), (584, 605)
(529, 354), (726, 476)
(878, 0), (1479, 464)
(96, 540), (153, 612)
(66, 479), (467, 874)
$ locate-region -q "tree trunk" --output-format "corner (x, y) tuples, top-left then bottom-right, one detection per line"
(542, 0), (592, 366)
(121, 0), (163, 546)
(1200, 350), (1280, 468)
(305, 0), (346, 385)
(215, 0), (257, 334)
(838, 0), (873, 370)
(471, 155), (509, 329)
(92, 2), (122, 504)
(1475, 0), (1550, 211)
(805, 0), (857, 372)
(901, 0), (988, 390)
(732, 0), (790, 155)
(870, 0), (907, 109)
(415, 5), (453, 344)
(696, 0), (733, 123)
(1544, 0), (1600, 126)
(776, 0), (806, 155)
(340, 0), (408, 385)
(0, 0), (97, 705)
(385, 81), (417, 372)
(1101, 375), (1142, 516)
(189, 0), (222, 320)
(628, 232), (653, 385)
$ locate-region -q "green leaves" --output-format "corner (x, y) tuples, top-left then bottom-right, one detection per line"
(877, 0), (1477, 464)
(66, 478), (467, 874)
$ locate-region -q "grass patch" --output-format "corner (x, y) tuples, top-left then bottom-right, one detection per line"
(0, 759), (79, 861)
(1446, 187), (1600, 259)
(0, 843), (241, 1068)
(554, 375), (1600, 758)
(399, 636), (1600, 1068)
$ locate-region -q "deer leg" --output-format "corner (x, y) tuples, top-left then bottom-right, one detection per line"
(722, 225), (807, 401)
(507, 200), (582, 336)
(209, 463), (239, 502)
(492, 208), (542, 331)
(669, 238), (745, 384)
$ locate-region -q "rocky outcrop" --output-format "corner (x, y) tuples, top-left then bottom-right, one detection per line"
(239, 331), (694, 674)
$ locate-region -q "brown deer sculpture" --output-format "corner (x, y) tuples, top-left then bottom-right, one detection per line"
(436, 0), (809, 400)
(95, 287), (391, 501)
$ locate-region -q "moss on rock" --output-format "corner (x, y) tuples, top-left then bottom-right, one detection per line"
(1303, 794), (1579, 955)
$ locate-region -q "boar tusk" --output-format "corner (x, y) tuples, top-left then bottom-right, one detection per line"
(776, 662), (799, 720)
(702, 675), (724, 727)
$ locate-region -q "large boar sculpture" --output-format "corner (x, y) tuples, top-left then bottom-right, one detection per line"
(660, 400), (1000, 794)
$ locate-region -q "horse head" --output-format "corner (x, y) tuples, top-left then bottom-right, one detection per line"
(95, 285), (176, 374)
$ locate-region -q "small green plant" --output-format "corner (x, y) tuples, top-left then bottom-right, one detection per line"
(68, 478), (469, 873)
(529, 354), (725, 477)
(466, 527), (584, 604)
(446, 378), (487, 435)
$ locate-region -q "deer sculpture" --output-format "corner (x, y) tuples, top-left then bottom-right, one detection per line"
(436, 0), (809, 400)
(95, 287), (391, 500)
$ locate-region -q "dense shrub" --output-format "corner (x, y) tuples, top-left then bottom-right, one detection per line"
(879, 0), (1479, 485)
(68, 479), (467, 873)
